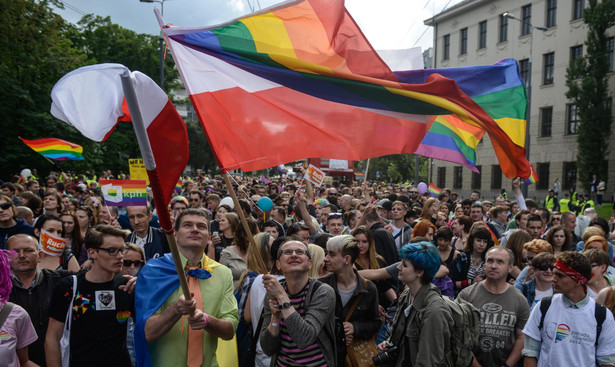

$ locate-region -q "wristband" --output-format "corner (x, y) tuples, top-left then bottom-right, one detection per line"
(271, 321), (279, 327)
(204, 313), (210, 327)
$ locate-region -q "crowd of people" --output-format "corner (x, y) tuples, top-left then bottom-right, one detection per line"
(1, 168), (615, 366)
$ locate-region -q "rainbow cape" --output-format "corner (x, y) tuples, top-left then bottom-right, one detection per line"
(19, 137), (84, 161)
(163, 0), (531, 178)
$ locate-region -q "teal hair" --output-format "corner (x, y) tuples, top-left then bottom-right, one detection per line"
(400, 241), (440, 283)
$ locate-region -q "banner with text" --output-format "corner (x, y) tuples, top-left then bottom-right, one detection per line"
(100, 179), (147, 207)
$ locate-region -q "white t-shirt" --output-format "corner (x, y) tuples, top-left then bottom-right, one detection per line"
(531, 288), (554, 311)
(523, 294), (615, 367)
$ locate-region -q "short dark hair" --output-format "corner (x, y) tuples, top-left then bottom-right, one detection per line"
(85, 224), (127, 249)
(189, 190), (205, 200)
(527, 214), (543, 225)
(434, 226), (453, 241)
(174, 208), (210, 231)
(557, 251), (592, 282)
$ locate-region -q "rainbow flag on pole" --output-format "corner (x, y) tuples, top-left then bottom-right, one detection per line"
(428, 183), (442, 198)
(100, 180), (147, 206)
(19, 137), (84, 161)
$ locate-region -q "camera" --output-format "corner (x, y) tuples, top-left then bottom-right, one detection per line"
(372, 342), (399, 365)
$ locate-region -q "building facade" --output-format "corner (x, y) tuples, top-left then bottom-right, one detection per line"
(425, 0), (614, 202)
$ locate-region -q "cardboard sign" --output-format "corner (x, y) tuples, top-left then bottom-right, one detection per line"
(39, 229), (68, 256)
(128, 158), (150, 185)
(306, 164), (326, 187)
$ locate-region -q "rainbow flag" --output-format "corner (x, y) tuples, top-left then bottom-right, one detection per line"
(100, 180), (147, 206)
(428, 183), (442, 198)
(19, 137), (84, 161)
(175, 180), (183, 192)
(163, 0), (530, 178)
(403, 58), (527, 175)
(524, 164), (539, 185)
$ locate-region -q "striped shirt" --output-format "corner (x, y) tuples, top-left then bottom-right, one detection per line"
(277, 281), (327, 367)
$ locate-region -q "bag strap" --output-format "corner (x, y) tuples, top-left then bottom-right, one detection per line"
(538, 295), (553, 331)
(0, 302), (15, 329)
(249, 308), (265, 355)
(595, 302), (607, 347)
(65, 275), (78, 331)
(343, 279), (370, 322)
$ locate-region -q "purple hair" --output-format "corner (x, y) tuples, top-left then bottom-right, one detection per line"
(0, 250), (16, 303)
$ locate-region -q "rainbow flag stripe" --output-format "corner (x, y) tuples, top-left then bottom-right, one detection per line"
(524, 164), (539, 185)
(428, 183), (442, 198)
(19, 137), (84, 161)
(100, 180), (147, 206)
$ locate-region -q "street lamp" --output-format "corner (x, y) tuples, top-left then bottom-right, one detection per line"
(503, 12), (546, 196)
(140, 0), (166, 89)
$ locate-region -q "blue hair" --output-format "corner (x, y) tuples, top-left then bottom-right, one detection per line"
(400, 241), (440, 283)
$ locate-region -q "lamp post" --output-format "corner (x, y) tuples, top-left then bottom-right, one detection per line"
(140, 0), (166, 89)
(503, 12), (546, 197)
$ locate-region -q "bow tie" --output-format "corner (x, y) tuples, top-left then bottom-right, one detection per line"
(186, 268), (212, 280)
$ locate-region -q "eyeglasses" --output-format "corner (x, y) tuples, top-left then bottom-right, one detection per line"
(552, 217), (561, 221)
(591, 263), (601, 268)
(328, 193), (339, 197)
(281, 249), (309, 257)
(123, 260), (144, 267)
(534, 264), (554, 271)
(522, 256), (534, 263)
(97, 246), (129, 256)
(410, 191), (419, 194)
(0, 202), (12, 210)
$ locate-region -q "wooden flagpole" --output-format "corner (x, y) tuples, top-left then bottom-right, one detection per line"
(222, 172), (258, 251)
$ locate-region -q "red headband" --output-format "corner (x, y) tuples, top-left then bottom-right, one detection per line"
(554, 259), (592, 285)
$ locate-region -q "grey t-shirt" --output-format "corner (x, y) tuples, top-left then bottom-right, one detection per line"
(385, 261), (401, 279)
(457, 282), (530, 366)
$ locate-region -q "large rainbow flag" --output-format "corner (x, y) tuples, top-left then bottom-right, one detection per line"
(162, 0), (531, 178)
(19, 137), (84, 161)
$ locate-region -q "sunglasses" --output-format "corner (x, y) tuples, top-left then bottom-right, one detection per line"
(123, 260), (144, 267)
(534, 264), (554, 271)
(0, 202), (12, 210)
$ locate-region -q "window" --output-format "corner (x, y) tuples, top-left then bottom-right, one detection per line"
(572, 0), (584, 20)
(536, 163), (550, 190)
(460, 28), (468, 55)
(567, 104), (580, 134)
(521, 5), (532, 36)
(499, 14), (508, 42)
(437, 167), (446, 188)
(563, 162), (577, 190)
(472, 166), (482, 190)
(443, 34), (450, 60)
(540, 107), (553, 137)
(453, 166), (463, 189)
(608, 37), (614, 72)
(570, 45), (583, 66)
(519, 59), (530, 87)
(546, 0), (557, 28)
(543, 52), (554, 85)
(491, 165), (502, 190)
(479, 21), (487, 49)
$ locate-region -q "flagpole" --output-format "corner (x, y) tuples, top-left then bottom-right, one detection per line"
(222, 172), (258, 252)
(119, 70), (191, 301)
(364, 158), (371, 181)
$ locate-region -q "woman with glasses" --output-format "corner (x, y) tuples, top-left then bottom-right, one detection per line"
(545, 225), (572, 254)
(60, 211), (88, 265)
(515, 252), (555, 310)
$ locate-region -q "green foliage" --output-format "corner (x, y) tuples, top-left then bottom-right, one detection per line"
(186, 120), (218, 174)
(356, 154), (429, 183)
(565, 0), (615, 192)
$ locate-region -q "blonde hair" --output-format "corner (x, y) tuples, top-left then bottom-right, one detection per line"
(237, 232), (272, 288)
(523, 239), (553, 254)
(583, 226), (605, 242)
(352, 225), (383, 269)
(308, 244), (325, 278)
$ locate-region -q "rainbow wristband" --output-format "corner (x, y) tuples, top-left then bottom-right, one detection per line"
(204, 313), (210, 327)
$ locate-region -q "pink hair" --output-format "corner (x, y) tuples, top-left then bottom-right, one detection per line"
(0, 250), (16, 303)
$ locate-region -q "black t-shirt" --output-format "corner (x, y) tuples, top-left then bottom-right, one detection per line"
(48, 272), (134, 366)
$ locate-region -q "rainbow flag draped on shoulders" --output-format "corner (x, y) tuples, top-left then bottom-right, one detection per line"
(19, 137), (84, 161)
(162, 0), (530, 178)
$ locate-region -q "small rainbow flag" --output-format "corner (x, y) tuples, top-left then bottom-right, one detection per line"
(524, 164), (539, 185)
(175, 180), (183, 192)
(19, 137), (84, 161)
(100, 180), (147, 206)
(428, 183), (442, 198)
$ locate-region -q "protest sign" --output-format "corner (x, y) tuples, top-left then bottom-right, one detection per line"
(306, 164), (326, 187)
(129, 158), (150, 185)
(100, 180), (147, 206)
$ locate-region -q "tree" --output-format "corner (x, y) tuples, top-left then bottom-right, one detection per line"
(355, 154), (429, 183)
(566, 0), (615, 191)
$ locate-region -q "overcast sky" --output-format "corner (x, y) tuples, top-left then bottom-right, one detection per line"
(54, 0), (463, 52)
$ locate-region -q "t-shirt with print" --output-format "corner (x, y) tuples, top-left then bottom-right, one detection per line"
(523, 294), (615, 367)
(48, 272), (134, 366)
(457, 282), (530, 366)
(0, 303), (37, 367)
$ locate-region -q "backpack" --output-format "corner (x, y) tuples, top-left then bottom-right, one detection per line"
(538, 295), (606, 346)
(442, 296), (481, 367)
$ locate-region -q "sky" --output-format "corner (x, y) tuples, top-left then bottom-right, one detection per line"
(54, 0), (464, 53)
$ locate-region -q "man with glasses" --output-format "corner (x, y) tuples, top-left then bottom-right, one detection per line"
(327, 188), (339, 206)
(189, 190), (206, 210)
(46, 225), (135, 367)
(0, 195), (35, 249)
(260, 240), (337, 366)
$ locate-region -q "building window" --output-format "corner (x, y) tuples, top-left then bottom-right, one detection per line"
(572, 0), (584, 20)
(570, 45), (583, 66)
(479, 21), (487, 49)
(567, 104), (580, 135)
(453, 166), (463, 189)
(563, 162), (577, 190)
(546, 0), (557, 28)
(491, 165), (502, 190)
(443, 34), (450, 60)
(521, 5), (532, 36)
(543, 52), (554, 85)
(519, 59), (530, 87)
(437, 167), (446, 188)
(460, 28), (468, 55)
(536, 163), (550, 190)
(608, 37), (614, 72)
(540, 107), (553, 137)
(499, 14), (508, 42)
(472, 166), (482, 190)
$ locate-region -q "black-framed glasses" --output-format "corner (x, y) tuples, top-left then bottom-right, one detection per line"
(534, 264), (554, 271)
(123, 260), (144, 267)
(97, 246), (129, 256)
(591, 263), (601, 268)
(281, 249), (309, 257)
(0, 202), (12, 210)
(552, 217), (561, 221)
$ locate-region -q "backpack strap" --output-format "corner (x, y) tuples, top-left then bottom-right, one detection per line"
(538, 296), (553, 331)
(594, 303), (607, 347)
(0, 302), (14, 329)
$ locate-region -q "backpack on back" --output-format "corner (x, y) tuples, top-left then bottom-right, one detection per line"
(443, 296), (481, 367)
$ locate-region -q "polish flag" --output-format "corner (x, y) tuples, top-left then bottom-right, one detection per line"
(50, 64), (188, 206)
